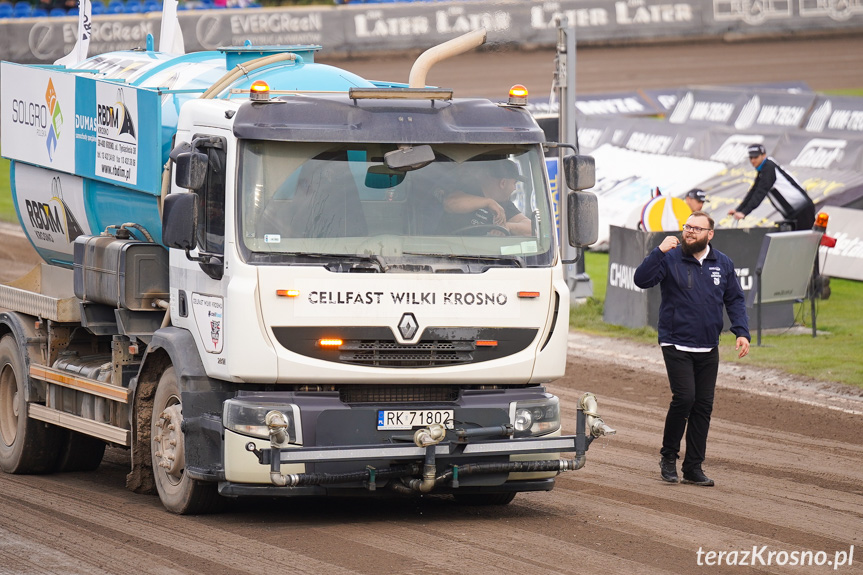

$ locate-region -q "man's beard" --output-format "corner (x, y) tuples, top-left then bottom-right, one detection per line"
(681, 235), (709, 256)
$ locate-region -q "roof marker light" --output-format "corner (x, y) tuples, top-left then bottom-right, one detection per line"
(276, 289), (300, 297)
(508, 84), (528, 106)
(250, 80), (270, 102)
(518, 291), (540, 298)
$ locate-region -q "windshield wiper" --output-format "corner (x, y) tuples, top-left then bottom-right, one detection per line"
(276, 252), (389, 272)
(402, 252), (524, 268)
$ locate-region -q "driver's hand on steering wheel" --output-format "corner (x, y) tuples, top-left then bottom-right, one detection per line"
(485, 200), (506, 226)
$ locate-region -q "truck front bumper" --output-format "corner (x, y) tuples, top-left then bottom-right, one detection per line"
(216, 394), (613, 498)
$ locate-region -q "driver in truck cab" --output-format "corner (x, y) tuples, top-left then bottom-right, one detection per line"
(441, 159), (533, 236)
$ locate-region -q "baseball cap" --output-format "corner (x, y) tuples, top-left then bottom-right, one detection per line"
(747, 144), (766, 158)
(685, 189), (708, 203)
(488, 159), (528, 182)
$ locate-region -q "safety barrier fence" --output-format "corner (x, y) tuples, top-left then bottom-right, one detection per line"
(2, 0), (862, 64)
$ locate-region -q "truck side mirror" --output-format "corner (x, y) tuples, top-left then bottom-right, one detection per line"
(162, 193), (198, 251)
(563, 154), (596, 191)
(567, 191), (598, 248)
(174, 151), (209, 191)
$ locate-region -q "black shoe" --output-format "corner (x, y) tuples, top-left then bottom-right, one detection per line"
(660, 457), (678, 483)
(681, 468), (714, 486)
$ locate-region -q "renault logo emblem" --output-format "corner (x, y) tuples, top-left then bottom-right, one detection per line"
(398, 313), (419, 339)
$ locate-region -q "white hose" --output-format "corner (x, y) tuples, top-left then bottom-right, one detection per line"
(408, 28), (487, 89)
(200, 52), (299, 100)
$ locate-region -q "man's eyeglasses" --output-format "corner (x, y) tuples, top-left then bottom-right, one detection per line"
(682, 224), (712, 234)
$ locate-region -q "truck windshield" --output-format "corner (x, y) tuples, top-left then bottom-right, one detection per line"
(237, 142), (557, 269)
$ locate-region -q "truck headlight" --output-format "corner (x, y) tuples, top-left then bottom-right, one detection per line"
(223, 398), (300, 442)
(510, 396), (560, 437)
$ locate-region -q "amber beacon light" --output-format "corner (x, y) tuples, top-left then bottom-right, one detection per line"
(508, 84), (528, 106)
(250, 80), (271, 101)
(814, 212), (829, 231)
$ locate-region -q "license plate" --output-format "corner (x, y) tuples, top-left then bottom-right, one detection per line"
(377, 409), (454, 430)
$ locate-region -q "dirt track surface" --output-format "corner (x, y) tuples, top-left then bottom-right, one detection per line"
(2, 37), (863, 574)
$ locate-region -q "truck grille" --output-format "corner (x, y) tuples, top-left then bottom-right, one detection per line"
(340, 385), (460, 404)
(271, 326), (537, 368)
(339, 339), (474, 367)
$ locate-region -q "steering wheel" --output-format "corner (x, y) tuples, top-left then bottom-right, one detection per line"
(451, 224), (512, 236)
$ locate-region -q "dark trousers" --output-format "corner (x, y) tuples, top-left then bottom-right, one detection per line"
(659, 345), (720, 472)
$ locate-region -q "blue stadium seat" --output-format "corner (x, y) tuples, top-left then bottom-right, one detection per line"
(107, 0), (124, 12)
(67, 5), (77, 14)
(31, 6), (48, 15)
(12, 1), (31, 17)
(90, 0), (105, 13)
(0, 2), (13, 17)
(124, 0), (142, 12)
(49, 6), (67, 15)
(143, 0), (159, 11)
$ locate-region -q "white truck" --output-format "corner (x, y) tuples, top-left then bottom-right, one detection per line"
(0, 29), (612, 513)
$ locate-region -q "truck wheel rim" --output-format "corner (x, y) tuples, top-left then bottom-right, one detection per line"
(153, 402), (185, 481)
(0, 363), (18, 447)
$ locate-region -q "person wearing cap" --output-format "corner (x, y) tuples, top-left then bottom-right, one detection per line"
(728, 144), (815, 231)
(684, 189), (708, 213)
(441, 160), (533, 235)
(634, 211), (750, 487)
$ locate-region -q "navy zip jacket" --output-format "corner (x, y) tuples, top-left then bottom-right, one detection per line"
(634, 244), (750, 348)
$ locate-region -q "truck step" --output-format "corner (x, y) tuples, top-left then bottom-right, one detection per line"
(28, 404), (130, 446)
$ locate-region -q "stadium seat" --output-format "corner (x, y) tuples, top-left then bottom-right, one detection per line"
(31, 6), (48, 15)
(0, 2), (13, 17)
(143, 0), (159, 11)
(12, 1), (31, 17)
(107, 0), (124, 12)
(49, 6), (67, 15)
(124, 0), (142, 12)
(67, 5), (77, 14)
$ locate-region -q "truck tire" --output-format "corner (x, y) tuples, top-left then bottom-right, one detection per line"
(0, 335), (61, 474)
(55, 430), (106, 472)
(151, 366), (222, 514)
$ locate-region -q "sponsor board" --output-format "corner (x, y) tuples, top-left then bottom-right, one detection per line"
(13, 163), (90, 258)
(804, 95), (863, 135)
(818, 205), (863, 281)
(668, 89), (750, 126)
(73, 75), (162, 194)
(712, 0), (792, 25)
(191, 10), (325, 51)
(1, 62), (162, 194)
(93, 82), (139, 185)
(2, 0), (863, 64)
(604, 225), (791, 330)
(800, 0), (863, 21)
(733, 91), (816, 131)
(0, 63), (76, 174)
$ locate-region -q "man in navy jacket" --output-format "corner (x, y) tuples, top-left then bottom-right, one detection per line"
(634, 211), (751, 486)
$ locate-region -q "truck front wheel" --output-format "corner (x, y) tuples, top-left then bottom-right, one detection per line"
(0, 335), (60, 474)
(151, 366), (221, 514)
